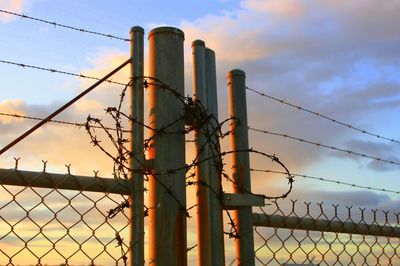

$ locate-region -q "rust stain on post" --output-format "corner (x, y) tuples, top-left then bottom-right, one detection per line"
(227, 69), (255, 266)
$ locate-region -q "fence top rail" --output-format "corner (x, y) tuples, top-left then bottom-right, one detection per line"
(253, 212), (400, 238)
(0, 168), (132, 195)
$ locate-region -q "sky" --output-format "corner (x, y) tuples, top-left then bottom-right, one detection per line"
(0, 0), (400, 264)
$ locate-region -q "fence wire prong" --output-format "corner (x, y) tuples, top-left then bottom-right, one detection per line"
(42, 160), (48, 172)
(14, 157), (20, 170)
(65, 164), (71, 175)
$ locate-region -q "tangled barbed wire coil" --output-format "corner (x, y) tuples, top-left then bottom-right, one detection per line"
(84, 76), (294, 245)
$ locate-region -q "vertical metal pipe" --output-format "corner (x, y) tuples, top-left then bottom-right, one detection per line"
(148, 27), (186, 266)
(227, 69), (255, 266)
(205, 47), (225, 266)
(129, 26), (144, 266)
(192, 40), (212, 266)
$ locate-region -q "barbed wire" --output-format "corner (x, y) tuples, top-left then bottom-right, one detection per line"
(0, 112), (197, 144)
(0, 59), (126, 86)
(85, 76), (294, 239)
(0, 9), (129, 41)
(0, 111), (131, 133)
(250, 168), (400, 195)
(249, 126), (400, 167)
(0, 58), (131, 155)
(246, 87), (400, 144)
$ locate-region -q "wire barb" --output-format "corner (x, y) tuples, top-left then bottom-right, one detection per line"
(42, 160), (48, 172)
(14, 157), (20, 170)
(65, 164), (71, 174)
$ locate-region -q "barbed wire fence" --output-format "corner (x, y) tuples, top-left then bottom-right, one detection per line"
(0, 16), (399, 265)
(0, 55), (133, 265)
(245, 86), (400, 265)
(0, 67), (294, 265)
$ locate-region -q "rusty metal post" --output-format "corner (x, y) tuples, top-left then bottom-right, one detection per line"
(148, 27), (186, 265)
(192, 40), (212, 266)
(205, 47), (225, 265)
(227, 69), (255, 266)
(129, 26), (145, 266)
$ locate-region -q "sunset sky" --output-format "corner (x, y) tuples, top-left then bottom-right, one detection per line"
(1, 0), (399, 264)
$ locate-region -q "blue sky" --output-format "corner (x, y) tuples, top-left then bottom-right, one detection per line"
(1, 0), (400, 263)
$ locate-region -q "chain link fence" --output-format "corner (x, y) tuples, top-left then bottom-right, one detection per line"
(0, 169), (131, 266)
(253, 199), (400, 265)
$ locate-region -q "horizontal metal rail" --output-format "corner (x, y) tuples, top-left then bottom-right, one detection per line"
(0, 168), (131, 195)
(253, 213), (400, 238)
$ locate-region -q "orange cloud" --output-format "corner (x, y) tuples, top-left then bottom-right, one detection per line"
(180, 0), (306, 63)
(0, 99), (27, 124)
(0, 0), (25, 23)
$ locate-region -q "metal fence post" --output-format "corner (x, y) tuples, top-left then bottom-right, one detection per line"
(192, 40), (212, 266)
(227, 69), (255, 266)
(148, 27), (187, 265)
(129, 26), (145, 266)
(205, 47), (225, 265)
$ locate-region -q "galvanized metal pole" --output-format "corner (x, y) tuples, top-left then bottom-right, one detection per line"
(252, 213), (400, 238)
(205, 47), (225, 265)
(227, 69), (255, 266)
(192, 40), (212, 266)
(129, 26), (145, 266)
(148, 27), (187, 266)
(0, 168), (132, 195)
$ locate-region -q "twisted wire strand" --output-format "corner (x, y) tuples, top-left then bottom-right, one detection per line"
(0, 9), (129, 41)
(249, 126), (400, 167)
(250, 168), (400, 195)
(0, 59), (126, 86)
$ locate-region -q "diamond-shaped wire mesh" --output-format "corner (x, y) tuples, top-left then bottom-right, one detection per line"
(253, 200), (400, 265)
(0, 170), (131, 266)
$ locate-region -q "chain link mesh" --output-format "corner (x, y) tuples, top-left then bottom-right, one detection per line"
(253, 199), (400, 265)
(0, 171), (131, 266)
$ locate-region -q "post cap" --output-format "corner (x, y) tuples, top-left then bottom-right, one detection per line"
(191, 39), (205, 47)
(130, 26), (144, 34)
(205, 47), (215, 53)
(148, 26), (185, 40)
(227, 69), (246, 78)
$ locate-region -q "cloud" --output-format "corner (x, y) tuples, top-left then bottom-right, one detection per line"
(339, 139), (400, 171)
(244, 0), (305, 17)
(0, 99), (27, 124)
(179, 0), (400, 179)
(0, 0), (26, 23)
